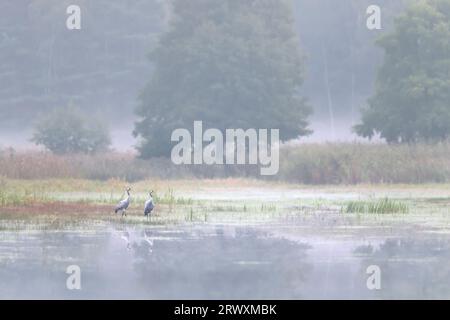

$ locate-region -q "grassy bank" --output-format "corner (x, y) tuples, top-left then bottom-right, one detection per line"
(2, 143), (450, 184)
(2, 176), (450, 230)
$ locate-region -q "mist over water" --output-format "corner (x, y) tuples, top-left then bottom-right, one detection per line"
(1, 220), (449, 299)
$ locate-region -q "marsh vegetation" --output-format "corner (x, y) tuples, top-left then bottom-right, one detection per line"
(3, 142), (450, 184)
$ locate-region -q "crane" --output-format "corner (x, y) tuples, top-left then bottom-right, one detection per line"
(144, 190), (155, 220)
(115, 187), (131, 217)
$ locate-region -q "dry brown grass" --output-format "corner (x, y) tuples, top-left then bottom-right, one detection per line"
(278, 142), (450, 184)
(3, 143), (450, 184)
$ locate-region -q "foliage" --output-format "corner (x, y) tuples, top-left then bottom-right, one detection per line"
(31, 106), (111, 154)
(355, 0), (450, 143)
(134, 0), (311, 157)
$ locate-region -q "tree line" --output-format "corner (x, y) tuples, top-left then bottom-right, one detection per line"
(16, 0), (450, 155)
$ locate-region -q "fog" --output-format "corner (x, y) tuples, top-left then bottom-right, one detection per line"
(0, 0), (405, 151)
(0, 119), (366, 152)
(3, 222), (450, 299)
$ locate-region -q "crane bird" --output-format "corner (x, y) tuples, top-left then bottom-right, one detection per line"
(144, 191), (155, 220)
(115, 187), (131, 217)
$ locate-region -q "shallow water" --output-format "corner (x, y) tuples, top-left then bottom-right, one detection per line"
(1, 214), (449, 299)
(183, 189), (360, 202)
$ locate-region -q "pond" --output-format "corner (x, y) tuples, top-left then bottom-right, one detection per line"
(1, 214), (449, 299)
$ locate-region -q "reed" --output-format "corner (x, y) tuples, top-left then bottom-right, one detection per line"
(2, 142), (450, 184)
(343, 198), (409, 214)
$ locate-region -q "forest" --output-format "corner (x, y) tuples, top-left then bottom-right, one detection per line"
(0, 0), (406, 142)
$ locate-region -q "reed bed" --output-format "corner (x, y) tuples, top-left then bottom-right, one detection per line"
(278, 142), (450, 184)
(2, 142), (450, 184)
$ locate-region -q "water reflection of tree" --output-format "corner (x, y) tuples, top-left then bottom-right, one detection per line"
(131, 227), (312, 299)
(355, 238), (450, 299)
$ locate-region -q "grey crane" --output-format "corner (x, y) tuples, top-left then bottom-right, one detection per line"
(115, 187), (131, 217)
(144, 190), (155, 220)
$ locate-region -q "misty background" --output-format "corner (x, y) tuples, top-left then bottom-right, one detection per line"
(0, 0), (405, 151)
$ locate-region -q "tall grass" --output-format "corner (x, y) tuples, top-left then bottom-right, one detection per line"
(0, 176), (49, 205)
(343, 198), (409, 214)
(154, 188), (193, 205)
(0, 150), (166, 181)
(2, 142), (450, 184)
(278, 143), (450, 184)
(0, 149), (255, 181)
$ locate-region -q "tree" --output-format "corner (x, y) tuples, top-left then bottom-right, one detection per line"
(32, 106), (111, 154)
(355, 0), (450, 143)
(0, 0), (164, 130)
(294, 0), (405, 129)
(134, 0), (312, 158)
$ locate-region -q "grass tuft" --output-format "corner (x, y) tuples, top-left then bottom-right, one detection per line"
(343, 198), (409, 214)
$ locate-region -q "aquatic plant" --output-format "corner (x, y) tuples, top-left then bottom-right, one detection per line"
(343, 198), (409, 214)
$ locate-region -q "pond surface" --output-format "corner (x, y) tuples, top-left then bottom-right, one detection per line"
(1, 216), (450, 299)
